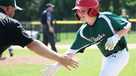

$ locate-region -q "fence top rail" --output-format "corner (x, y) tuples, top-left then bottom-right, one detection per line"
(22, 19), (136, 26)
(22, 20), (83, 25)
(129, 19), (136, 22)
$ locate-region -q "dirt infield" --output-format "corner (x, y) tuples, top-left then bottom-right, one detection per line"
(0, 56), (54, 64)
(0, 44), (135, 65)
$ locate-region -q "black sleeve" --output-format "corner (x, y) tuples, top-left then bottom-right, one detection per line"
(41, 11), (47, 24)
(6, 18), (33, 47)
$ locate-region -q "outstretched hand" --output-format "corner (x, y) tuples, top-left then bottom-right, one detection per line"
(43, 53), (78, 76)
(58, 54), (79, 71)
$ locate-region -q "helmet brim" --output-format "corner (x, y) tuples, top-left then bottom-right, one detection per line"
(72, 6), (81, 10)
(14, 0), (23, 11)
(15, 5), (23, 11)
(72, 6), (90, 10)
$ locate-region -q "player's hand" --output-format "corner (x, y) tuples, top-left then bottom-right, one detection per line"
(105, 34), (120, 51)
(43, 53), (77, 76)
(64, 53), (75, 58)
(57, 54), (78, 71)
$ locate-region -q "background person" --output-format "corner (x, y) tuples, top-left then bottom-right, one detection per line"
(41, 3), (57, 52)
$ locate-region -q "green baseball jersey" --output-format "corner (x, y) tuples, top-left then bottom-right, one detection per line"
(70, 12), (130, 57)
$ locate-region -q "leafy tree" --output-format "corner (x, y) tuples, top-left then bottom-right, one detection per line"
(14, 0), (136, 21)
(124, 0), (136, 17)
(15, 0), (42, 21)
(51, 0), (76, 19)
(100, 0), (122, 15)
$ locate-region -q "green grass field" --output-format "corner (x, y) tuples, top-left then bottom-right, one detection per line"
(0, 32), (136, 76)
(0, 48), (136, 76)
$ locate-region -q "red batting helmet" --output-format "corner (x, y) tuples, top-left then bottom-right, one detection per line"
(73, 0), (99, 17)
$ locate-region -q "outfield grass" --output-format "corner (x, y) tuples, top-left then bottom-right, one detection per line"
(1, 47), (136, 76)
(126, 32), (136, 43)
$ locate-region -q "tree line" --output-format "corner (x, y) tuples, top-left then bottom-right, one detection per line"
(14, 0), (136, 21)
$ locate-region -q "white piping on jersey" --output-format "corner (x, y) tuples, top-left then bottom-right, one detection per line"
(69, 44), (90, 54)
(79, 24), (102, 46)
(121, 18), (131, 30)
(99, 15), (116, 34)
(68, 25), (91, 53)
(77, 43), (91, 51)
(99, 13), (131, 34)
(116, 15), (131, 30)
(0, 13), (7, 26)
(0, 13), (6, 19)
(124, 22), (131, 30)
(79, 24), (92, 41)
(79, 21), (105, 44)
(79, 14), (116, 41)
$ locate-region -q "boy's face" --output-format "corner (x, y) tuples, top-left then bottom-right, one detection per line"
(76, 7), (96, 25)
(5, 5), (16, 17)
(76, 8), (89, 21)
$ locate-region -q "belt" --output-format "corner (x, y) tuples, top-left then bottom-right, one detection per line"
(105, 48), (127, 57)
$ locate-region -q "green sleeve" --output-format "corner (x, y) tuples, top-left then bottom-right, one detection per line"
(109, 14), (129, 31)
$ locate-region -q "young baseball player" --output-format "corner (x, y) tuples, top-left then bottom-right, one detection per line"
(44, 0), (131, 75)
(64, 0), (131, 76)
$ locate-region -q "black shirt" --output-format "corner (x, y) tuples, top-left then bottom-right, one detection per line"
(0, 9), (33, 52)
(41, 10), (54, 31)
